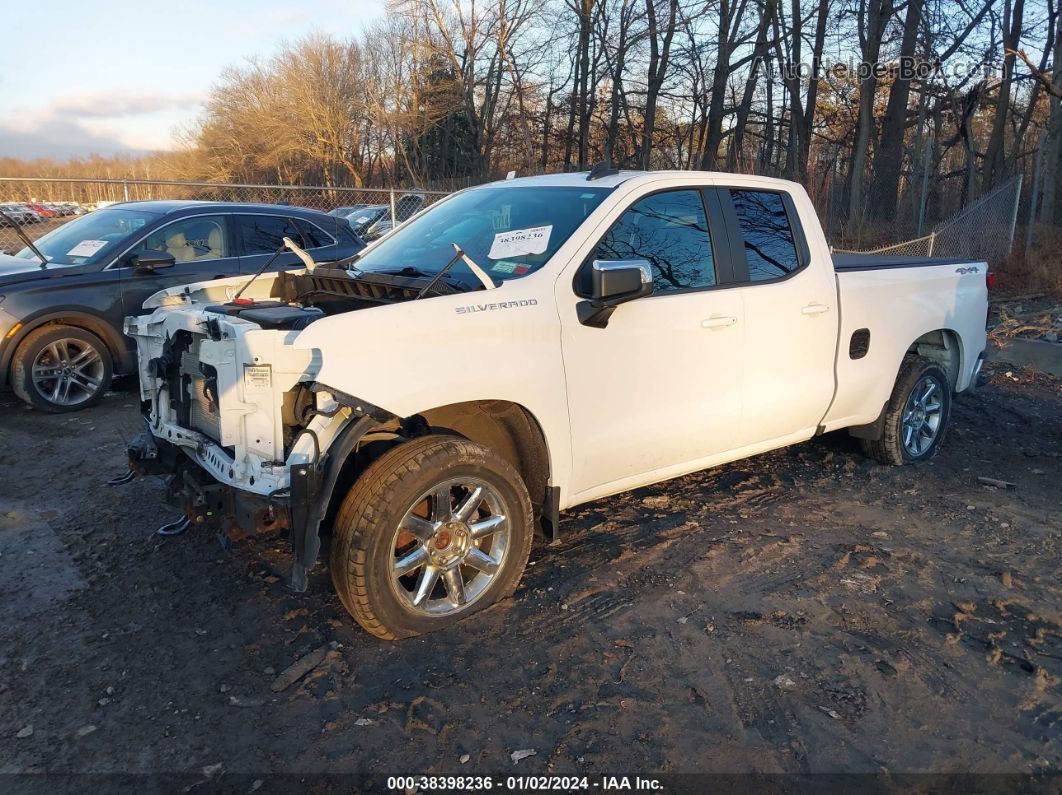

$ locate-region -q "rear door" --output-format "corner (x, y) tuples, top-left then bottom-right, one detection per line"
(716, 188), (837, 446)
(119, 214), (240, 317)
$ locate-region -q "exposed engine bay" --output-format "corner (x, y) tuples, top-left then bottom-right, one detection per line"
(123, 240), (503, 589)
(184, 266), (473, 334)
(272, 265), (471, 311)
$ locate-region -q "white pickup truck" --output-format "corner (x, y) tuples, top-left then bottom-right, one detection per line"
(124, 169), (988, 639)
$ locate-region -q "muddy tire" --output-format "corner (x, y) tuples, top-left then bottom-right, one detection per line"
(330, 435), (534, 640)
(861, 355), (951, 466)
(11, 324), (112, 413)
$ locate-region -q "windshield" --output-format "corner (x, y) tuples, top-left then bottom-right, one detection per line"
(15, 208), (159, 266)
(348, 206), (388, 235)
(353, 186), (611, 283)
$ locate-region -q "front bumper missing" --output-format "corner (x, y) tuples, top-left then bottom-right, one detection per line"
(127, 407), (380, 593)
(128, 432), (295, 556)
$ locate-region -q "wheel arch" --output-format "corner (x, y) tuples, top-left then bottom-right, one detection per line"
(2, 309), (128, 388)
(321, 399), (552, 534)
(417, 400), (552, 520)
(848, 330), (962, 442)
(289, 394), (557, 591)
(907, 328), (963, 392)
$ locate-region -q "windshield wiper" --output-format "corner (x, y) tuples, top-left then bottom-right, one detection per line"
(232, 231), (315, 303)
(414, 248), (464, 299)
(453, 245), (498, 290)
(1, 211), (48, 268)
(414, 244), (497, 299)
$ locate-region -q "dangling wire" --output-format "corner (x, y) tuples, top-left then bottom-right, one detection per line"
(155, 517), (190, 536)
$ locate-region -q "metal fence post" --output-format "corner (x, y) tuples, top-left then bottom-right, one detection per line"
(390, 189), (397, 226)
(1025, 133), (1045, 262)
(1006, 175), (1023, 262)
(916, 136), (933, 237)
(927, 231), (935, 257)
(122, 180), (130, 202)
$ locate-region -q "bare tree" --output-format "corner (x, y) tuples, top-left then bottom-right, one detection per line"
(983, 0), (1027, 189)
(845, 0), (895, 228)
(640, 0), (680, 167)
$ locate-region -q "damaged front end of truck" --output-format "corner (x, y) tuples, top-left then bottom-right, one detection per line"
(124, 254), (482, 590)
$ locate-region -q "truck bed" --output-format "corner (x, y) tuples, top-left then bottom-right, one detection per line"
(832, 253), (977, 272)
(822, 254), (989, 434)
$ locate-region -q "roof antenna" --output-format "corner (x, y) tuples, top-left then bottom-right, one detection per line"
(586, 161), (619, 181)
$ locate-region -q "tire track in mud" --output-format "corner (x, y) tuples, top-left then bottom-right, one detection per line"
(513, 465), (807, 637)
(2, 365), (1060, 776)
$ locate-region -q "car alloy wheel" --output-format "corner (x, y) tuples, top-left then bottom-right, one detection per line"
(388, 476), (512, 616)
(900, 373), (945, 458)
(31, 337), (106, 407)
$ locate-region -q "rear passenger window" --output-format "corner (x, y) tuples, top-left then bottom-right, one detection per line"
(594, 190), (715, 292)
(729, 190), (801, 281)
(295, 218), (335, 248)
(239, 215), (301, 254)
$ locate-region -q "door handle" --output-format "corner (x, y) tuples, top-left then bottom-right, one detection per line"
(801, 303), (830, 316)
(701, 315), (738, 329)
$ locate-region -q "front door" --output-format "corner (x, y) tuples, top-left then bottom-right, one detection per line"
(120, 214), (241, 317)
(559, 188), (745, 500)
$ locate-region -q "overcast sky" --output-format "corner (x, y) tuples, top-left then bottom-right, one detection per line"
(0, 0), (385, 160)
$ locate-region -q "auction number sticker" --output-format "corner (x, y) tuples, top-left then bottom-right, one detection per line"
(244, 364), (272, 389)
(488, 225), (552, 260)
(67, 239), (108, 257)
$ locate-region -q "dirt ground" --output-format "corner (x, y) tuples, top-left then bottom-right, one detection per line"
(0, 363), (1059, 791)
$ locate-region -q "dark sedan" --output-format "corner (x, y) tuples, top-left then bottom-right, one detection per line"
(0, 200), (364, 412)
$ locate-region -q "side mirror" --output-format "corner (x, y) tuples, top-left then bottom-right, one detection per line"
(578, 259), (653, 328)
(132, 250), (176, 272)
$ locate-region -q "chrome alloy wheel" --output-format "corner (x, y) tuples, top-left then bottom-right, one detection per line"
(901, 374), (944, 457)
(389, 477), (511, 616)
(31, 338), (105, 407)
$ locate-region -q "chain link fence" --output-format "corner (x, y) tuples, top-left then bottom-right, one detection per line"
(0, 177), (453, 255)
(834, 176), (1023, 265)
(3, 173), (1025, 268)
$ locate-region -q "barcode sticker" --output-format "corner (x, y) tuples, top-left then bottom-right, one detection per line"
(244, 365), (271, 389)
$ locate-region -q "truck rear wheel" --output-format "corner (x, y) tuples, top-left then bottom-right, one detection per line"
(330, 435), (534, 639)
(861, 355), (951, 466)
(11, 324), (112, 413)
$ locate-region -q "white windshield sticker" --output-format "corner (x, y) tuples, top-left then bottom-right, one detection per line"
(67, 239), (108, 257)
(488, 225), (552, 260)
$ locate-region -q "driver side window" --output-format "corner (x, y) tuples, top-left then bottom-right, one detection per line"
(594, 190), (716, 293)
(128, 216), (230, 265)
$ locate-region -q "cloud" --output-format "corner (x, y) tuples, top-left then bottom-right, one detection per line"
(0, 90), (203, 159)
(264, 8), (311, 25)
(0, 122), (144, 160)
(49, 91), (203, 120)
(235, 7), (312, 40)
